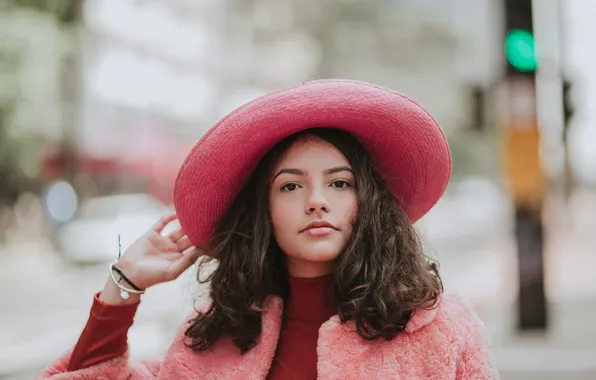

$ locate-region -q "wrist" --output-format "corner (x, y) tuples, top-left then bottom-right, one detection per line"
(103, 260), (146, 304)
(99, 277), (142, 305)
(115, 258), (145, 289)
(112, 264), (144, 291)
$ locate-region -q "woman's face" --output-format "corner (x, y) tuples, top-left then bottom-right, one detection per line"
(269, 136), (358, 278)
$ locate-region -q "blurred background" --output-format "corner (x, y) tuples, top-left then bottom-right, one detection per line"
(0, 0), (595, 379)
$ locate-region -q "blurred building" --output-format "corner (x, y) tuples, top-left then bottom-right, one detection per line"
(4, 0), (595, 204)
(76, 0), (226, 203)
(221, 0), (504, 132)
(22, 0), (507, 205)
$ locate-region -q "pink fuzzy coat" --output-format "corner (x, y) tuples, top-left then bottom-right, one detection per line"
(37, 294), (499, 379)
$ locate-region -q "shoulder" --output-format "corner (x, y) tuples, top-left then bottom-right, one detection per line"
(435, 293), (486, 328)
(406, 293), (485, 333)
(169, 295), (283, 342)
(401, 294), (494, 364)
(430, 293), (488, 331)
(404, 293), (490, 346)
(430, 295), (499, 378)
(419, 293), (492, 349)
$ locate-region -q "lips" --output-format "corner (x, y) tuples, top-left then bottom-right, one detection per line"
(300, 221), (338, 233)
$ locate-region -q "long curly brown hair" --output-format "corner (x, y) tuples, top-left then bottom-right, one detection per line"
(184, 127), (443, 353)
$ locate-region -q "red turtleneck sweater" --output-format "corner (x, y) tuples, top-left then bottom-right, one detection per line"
(67, 274), (335, 379)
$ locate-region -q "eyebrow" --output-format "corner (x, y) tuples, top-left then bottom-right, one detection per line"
(272, 166), (353, 180)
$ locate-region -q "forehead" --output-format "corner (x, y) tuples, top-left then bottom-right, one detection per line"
(275, 136), (349, 168)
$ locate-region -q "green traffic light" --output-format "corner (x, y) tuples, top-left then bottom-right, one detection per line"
(505, 29), (538, 72)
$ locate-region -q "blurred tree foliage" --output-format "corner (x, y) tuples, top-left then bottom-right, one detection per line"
(0, 0), (81, 206)
(0, 105), (27, 203)
(1, 0), (82, 25)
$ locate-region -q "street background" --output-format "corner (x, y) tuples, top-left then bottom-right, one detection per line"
(1, 0), (595, 379)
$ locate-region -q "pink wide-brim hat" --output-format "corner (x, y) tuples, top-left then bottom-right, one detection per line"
(174, 79), (452, 249)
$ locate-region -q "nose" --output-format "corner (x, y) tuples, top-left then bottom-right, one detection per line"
(305, 189), (330, 215)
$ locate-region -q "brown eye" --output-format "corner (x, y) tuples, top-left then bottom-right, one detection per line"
(281, 183), (300, 192)
(331, 180), (351, 189)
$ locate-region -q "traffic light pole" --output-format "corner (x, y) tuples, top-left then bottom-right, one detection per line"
(559, 0), (574, 201)
(561, 79), (574, 200)
(502, 0), (549, 331)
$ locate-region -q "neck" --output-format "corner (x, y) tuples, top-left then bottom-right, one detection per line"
(285, 272), (335, 322)
(286, 258), (333, 278)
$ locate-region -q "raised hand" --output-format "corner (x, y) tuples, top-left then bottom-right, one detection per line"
(112, 212), (201, 291)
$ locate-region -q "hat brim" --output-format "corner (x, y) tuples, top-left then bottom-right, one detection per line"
(174, 79), (452, 249)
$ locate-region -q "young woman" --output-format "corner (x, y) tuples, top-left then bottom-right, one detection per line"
(38, 80), (499, 379)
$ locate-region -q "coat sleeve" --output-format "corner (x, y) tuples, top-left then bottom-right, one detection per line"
(35, 349), (162, 380)
(35, 294), (203, 380)
(453, 296), (500, 380)
(35, 293), (165, 380)
(36, 293), (161, 380)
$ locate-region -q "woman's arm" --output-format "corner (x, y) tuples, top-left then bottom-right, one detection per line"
(36, 348), (161, 380)
(36, 213), (199, 379)
(36, 280), (160, 379)
(69, 278), (140, 370)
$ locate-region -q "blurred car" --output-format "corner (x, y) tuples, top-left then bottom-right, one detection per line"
(55, 193), (173, 264)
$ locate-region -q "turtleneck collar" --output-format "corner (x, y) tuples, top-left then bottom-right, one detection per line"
(284, 273), (336, 323)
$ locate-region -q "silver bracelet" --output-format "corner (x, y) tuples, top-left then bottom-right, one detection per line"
(109, 260), (145, 299)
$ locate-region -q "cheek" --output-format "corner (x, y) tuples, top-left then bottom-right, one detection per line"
(341, 195), (358, 224)
(269, 198), (298, 234)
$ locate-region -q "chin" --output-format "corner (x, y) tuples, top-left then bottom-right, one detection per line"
(298, 245), (343, 262)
